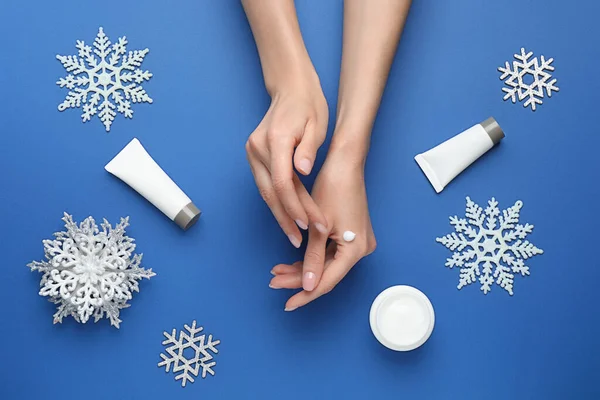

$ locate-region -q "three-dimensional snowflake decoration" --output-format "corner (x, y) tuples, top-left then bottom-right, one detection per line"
(27, 213), (155, 328)
(56, 27), (153, 131)
(158, 320), (221, 387)
(436, 197), (543, 295)
(498, 48), (559, 111)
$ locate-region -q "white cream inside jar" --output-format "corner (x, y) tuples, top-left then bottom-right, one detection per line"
(370, 285), (435, 351)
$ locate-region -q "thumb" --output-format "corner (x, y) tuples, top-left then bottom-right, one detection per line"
(294, 119), (325, 176)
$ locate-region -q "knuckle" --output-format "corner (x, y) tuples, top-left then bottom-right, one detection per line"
(268, 124), (286, 138)
(268, 126), (295, 146)
(258, 188), (276, 205)
(311, 123), (327, 143)
(266, 130), (281, 145)
(304, 250), (322, 266)
(366, 239), (378, 255)
(247, 135), (260, 153)
(271, 177), (289, 194)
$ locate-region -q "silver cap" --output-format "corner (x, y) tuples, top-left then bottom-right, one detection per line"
(174, 202), (201, 231)
(480, 117), (505, 145)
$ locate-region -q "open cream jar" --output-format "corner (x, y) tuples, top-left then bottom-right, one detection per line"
(369, 285), (435, 351)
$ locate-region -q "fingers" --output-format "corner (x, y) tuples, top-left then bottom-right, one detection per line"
(247, 115), (327, 236)
(270, 272), (303, 290)
(293, 175), (328, 233)
(294, 119), (326, 176)
(271, 262), (302, 276)
(300, 225), (328, 292)
(269, 136), (310, 230)
(247, 150), (303, 248)
(285, 247), (358, 311)
(271, 244), (336, 276)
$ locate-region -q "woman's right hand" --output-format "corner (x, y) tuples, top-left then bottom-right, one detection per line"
(245, 74), (330, 248)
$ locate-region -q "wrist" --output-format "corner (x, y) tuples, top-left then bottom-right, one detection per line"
(328, 128), (371, 167)
(264, 57), (321, 97)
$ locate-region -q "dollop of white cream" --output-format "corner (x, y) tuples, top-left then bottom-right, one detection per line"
(342, 231), (356, 242)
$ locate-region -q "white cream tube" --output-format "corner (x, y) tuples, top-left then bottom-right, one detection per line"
(414, 117), (504, 193)
(105, 138), (201, 230)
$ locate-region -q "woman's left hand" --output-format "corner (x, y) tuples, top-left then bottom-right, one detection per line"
(269, 141), (377, 311)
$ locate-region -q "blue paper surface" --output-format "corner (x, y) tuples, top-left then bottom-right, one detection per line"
(1, 0), (599, 398)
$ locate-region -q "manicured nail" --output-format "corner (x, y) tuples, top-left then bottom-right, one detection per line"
(295, 219), (308, 230)
(269, 284), (281, 289)
(298, 158), (312, 175)
(315, 223), (327, 234)
(270, 269), (276, 276)
(303, 272), (316, 291)
(288, 234), (301, 248)
(284, 307), (297, 312)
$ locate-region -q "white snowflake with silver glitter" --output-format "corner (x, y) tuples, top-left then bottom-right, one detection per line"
(498, 48), (559, 111)
(158, 320), (221, 387)
(28, 213), (155, 328)
(56, 27), (153, 131)
(436, 197), (543, 295)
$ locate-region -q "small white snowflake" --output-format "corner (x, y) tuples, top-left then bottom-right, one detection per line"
(56, 27), (153, 131)
(28, 213), (155, 328)
(436, 197), (543, 295)
(498, 48), (559, 111)
(158, 320), (221, 387)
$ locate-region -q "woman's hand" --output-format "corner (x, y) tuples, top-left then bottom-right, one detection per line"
(246, 76), (330, 248)
(242, 0), (331, 247)
(241, 0), (409, 293)
(266, 0), (411, 309)
(269, 141), (377, 310)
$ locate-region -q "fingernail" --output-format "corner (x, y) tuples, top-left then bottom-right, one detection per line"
(270, 269), (276, 276)
(285, 306), (297, 312)
(295, 219), (308, 230)
(288, 234), (301, 248)
(298, 158), (312, 174)
(315, 223), (327, 234)
(269, 284), (281, 289)
(303, 272), (316, 291)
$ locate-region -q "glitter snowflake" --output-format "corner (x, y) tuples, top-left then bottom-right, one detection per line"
(27, 213), (155, 328)
(158, 320), (221, 387)
(498, 48), (559, 111)
(436, 197), (543, 295)
(56, 27), (153, 131)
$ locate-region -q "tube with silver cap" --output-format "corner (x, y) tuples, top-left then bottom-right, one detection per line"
(414, 117), (505, 193)
(105, 138), (201, 230)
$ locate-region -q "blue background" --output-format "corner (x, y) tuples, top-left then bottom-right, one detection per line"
(1, 0), (598, 399)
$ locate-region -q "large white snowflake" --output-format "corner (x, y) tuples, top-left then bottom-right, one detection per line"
(498, 48), (559, 111)
(158, 320), (221, 387)
(56, 27), (153, 131)
(436, 197), (543, 295)
(27, 213), (155, 328)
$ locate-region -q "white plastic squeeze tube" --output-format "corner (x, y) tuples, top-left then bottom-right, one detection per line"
(105, 138), (201, 230)
(414, 117), (505, 193)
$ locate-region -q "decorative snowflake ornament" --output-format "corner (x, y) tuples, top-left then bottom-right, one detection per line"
(158, 321), (221, 387)
(436, 197), (543, 295)
(498, 48), (559, 111)
(56, 27), (153, 131)
(27, 213), (155, 328)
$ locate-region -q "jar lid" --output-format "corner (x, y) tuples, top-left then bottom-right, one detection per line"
(369, 285), (435, 351)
